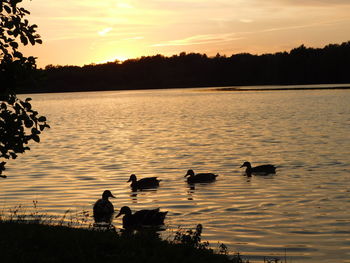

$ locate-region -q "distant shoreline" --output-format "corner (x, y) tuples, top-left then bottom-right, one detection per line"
(18, 84), (350, 95)
(213, 86), (350, 92)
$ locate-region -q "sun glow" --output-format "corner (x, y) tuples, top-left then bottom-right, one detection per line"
(98, 55), (130, 64)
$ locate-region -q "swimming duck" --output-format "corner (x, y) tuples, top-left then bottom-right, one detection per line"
(127, 174), (160, 189)
(240, 161), (276, 176)
(116, 206), (168, 229)
(93, 190), (116, 224)
(184, 169), (218, 183)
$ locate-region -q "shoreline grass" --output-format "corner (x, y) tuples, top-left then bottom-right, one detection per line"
(0, 206), (248, 263)
(0, 221), (243, 263)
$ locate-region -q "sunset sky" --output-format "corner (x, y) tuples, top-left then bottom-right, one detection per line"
(21, 0), (350, 68)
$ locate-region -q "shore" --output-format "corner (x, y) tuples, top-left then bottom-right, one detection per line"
(0, 221), (240, 263)
(213, 85), (350, 92)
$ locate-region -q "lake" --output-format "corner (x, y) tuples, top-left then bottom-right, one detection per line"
(1, 86), (350, 262)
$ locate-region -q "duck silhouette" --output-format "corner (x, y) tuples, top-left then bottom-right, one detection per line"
(116, 206), (167, 229)
(127, 174), (160, 189)
(93, 190), (116, 224)
(184, 169), (218, 183)
(240, 161), (276, 176)
(0, 161), (6, 178)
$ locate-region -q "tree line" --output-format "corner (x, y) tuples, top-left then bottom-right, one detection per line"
(22, 41), (350, 93)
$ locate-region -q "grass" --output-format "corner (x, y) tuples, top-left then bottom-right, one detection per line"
(0, 205), (248, 263)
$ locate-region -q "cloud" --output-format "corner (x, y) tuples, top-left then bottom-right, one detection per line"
(239, 19), (254, 23)
(122, 36), (144, 40)
(117, 2), (134, 9)
(136, 0), (229, 10)
(152, 33), (243, 47)
(274, 0), (350, 6)
(98, 27), (113, 36)
(261, 18), (350, 33)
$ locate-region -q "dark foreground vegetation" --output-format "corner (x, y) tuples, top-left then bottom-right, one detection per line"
(22, 41), (350, 93)
(0, 221), (243, 263)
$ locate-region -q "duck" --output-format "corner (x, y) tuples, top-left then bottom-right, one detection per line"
(116, 206), (168, 229)
(127, 174), (160, 189)
(0, 161), (6, 178)
(93, 190), (116, 224)
(240, 161), (276, 176)
(184, 169), (218, 183)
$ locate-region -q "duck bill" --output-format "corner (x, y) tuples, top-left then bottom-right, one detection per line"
(111, 194), (116, 198)
(115, 212), (122, 218)
(127, 179), (131, 182)
(184, 174), (189, 177)
(240, 165), (244, 168)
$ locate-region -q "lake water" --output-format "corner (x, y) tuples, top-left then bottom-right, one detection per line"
(1, 86), (350, 262)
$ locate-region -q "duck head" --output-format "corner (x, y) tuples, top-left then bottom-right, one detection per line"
(102, 190), (116, 199)
(116, 206), (132, 218)
(184, 169), (195, 177)
(0, 161), (6, 178)
(127, 174), (137, 183)
(240, 161), (252, 168)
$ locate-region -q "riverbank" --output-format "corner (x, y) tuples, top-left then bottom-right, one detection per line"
(213, 84), (350, 92)
(0, 221), (240, 263)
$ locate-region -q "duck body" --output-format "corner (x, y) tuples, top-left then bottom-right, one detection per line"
(93, 190), (116, 224)
(185, 169), (218, 183)
(128, 174), (160, 189)
(116, 206), (167, 229)
(240, 161), (276, 176)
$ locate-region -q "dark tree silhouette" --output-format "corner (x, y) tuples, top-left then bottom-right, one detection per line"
(1, 0), (49, 178)
(33, 41), (350, 94)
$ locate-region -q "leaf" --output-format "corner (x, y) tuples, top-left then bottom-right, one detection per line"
(38, 116), (46, 122)
(13, 51), (23, 58)
(20, 35), (28, 45)
(20, 8), (31, 15)
(24, 102), (32, 110)
(4, 5), (11, 13)
(24, 119), (33, 128)
(25, 98), (32, 102)
(10, 42), (19, 49)
(31, 127), (41, 135)
(35, 39), (43, 44)
(10, 152), (17, 159)
(8, 96), (15, 105)
(32, 134), (40, 143)
(27, 34), (35, 45)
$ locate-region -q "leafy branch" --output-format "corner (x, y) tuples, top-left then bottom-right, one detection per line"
(1, 0), (48, 177)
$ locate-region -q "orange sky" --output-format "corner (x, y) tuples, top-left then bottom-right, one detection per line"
(20, 0), (350, 68)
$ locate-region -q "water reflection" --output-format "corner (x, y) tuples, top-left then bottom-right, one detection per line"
(187, 184), (195, 200)
(186, 181), (220, 201)
(129, 188), (158, 203)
